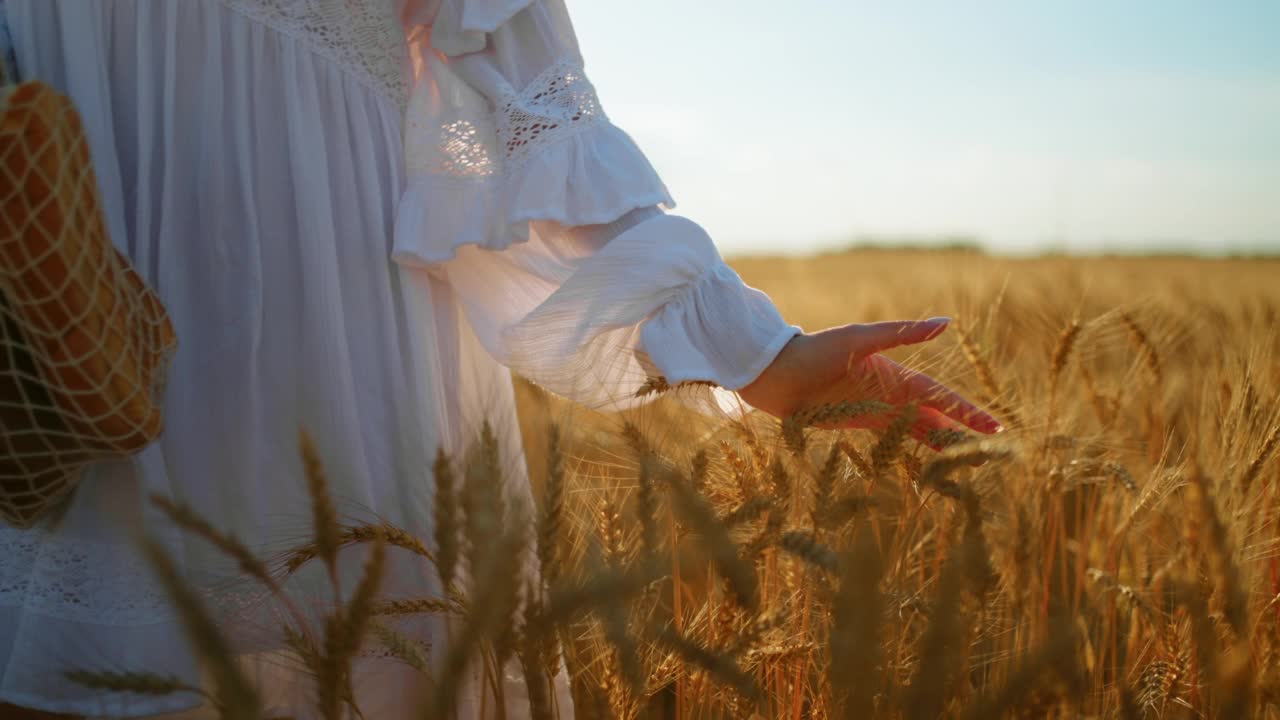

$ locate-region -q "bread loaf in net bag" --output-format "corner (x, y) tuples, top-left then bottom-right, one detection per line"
(0, 81), (177, 527)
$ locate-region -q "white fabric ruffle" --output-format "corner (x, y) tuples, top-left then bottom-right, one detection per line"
(394, 118), (672, 265)
(640, 244), (801, 392)
(394, 0), (673, 264)
(395, 0), (797, 406)
(443, 212), (802, 410)
(421, 0), (535, 55)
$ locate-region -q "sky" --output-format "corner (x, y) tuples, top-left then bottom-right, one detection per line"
(571, 1), (1280, 255)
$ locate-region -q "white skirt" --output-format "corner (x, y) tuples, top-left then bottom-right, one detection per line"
(0, 1), (535, 716)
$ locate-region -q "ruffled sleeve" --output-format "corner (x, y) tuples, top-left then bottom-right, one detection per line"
(394, 1), (800, 411)
(393, 0), (671, 265)
(438, 210), (801, 411)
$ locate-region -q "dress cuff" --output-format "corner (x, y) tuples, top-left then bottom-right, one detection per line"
(640, 253), (801, 392)
(477, 214), (797, 408)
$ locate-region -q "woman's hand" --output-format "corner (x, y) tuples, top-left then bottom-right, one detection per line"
(738, 318), (1002, 451)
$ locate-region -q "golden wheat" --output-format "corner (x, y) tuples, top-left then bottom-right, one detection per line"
(299, 428), (341, 594)
(432, 446), (460, 595)
(75, 251), (1280, 720)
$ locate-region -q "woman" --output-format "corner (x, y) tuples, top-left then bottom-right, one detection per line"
(0, 0), (999, 717)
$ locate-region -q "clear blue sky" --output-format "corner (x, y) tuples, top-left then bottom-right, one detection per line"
(572, 1), (1280, 255)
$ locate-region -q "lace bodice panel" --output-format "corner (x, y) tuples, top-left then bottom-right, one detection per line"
(220, 0), (409, 106)
(217, 0), (609, 181)
(405, 58), (607, 178)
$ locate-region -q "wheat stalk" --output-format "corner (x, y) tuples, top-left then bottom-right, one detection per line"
(723, 608), (789, 658)
(1239, 423), (1279, 492)
(782, 400), (893, 454)
(150, 493), (320, 650)
(300, 428), (342, 596)
(370, 622), (431, 674)
(919, 440), (1015, 490)
(830, 525), (884, 718)
(622, 423), (662, 565)
(690, 449), (710, 495)
(372, 596), (457, 616)
(871, 404), (918, 480)
(463, 421), (507, 588)
(958, 328), (1001, 399)
(655, 625), (757, 702)
(962, 623), (1079, 720)
(319, 529), (385, 720)
(811, 443), (841, 530)
(422, 523), (527, 720)
(1120, 312), (1163, 385)
(1050, 320), (1082, 388)
(634, 375), (717, 398)
(815, 494), (877, 529)
(1186, 466), (1247, 636)
(538, 424), (566, 588)
(600, 579), (644, 697)
(282, 522), (431, 575)
(597, 499), (627, 567)
(434, 446), (460, 594)
(669, 471), (759, 612)
(516, 587), (556, 720)
(721, 496), (773, 528)
(138, 537), (261, 718)
(777, 530), (838, 571)
(902, 532), (970, 720)
(63, 670), (207, 701)
(150, 495), (274, 588)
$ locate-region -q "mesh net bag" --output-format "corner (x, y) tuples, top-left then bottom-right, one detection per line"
(0, 81), (177, 528)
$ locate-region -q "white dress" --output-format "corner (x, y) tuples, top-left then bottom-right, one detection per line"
(0, 0), (799, 717)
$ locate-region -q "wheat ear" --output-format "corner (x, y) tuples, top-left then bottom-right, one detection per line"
(433, 446), (459, 594)
(138, 537), (261, 718)
(1120, 312), (1163, 385)
(1049, 319), (1082, 389)
(669, 470), (759, 612)
(830, 524), (884, 718)
(64, 670), (206, 701)
(777, 530), (838, 571)
(370, 622), (431, 674)
(538, 424), (566, 588)
(1239, 423), (1280, 491)
(871, 404), (918, 480)
(299, 428), (342, 595)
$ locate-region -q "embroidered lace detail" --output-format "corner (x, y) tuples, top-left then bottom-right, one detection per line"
(0, 526), (281, 628)
(434, 118), (499, 178)
(0, 527), (174, 626)
(219, 0), (408, 106)
(407, 59), (609, 178)
(498, 60), (604, 166)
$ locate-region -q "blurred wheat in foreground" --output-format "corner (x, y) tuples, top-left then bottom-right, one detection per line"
(68, 252), (1280, 718)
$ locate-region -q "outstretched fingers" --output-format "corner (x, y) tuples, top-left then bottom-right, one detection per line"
(842, 317), (951, 358)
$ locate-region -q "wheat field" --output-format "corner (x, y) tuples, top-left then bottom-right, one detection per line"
(49, 249), (1280, 719)
(510, 250), (1280, 719)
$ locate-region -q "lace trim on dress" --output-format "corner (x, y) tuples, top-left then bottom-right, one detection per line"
(0, 526), (281, 628)
(219, 0), (408, 107)
(406, 58), (608, 178)
(0, 527), (173, 626)
(500, 60), (603, 167)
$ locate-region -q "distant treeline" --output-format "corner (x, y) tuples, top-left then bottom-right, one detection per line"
(838, 235), (986, 254)
(833, 235), (1279, 259)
